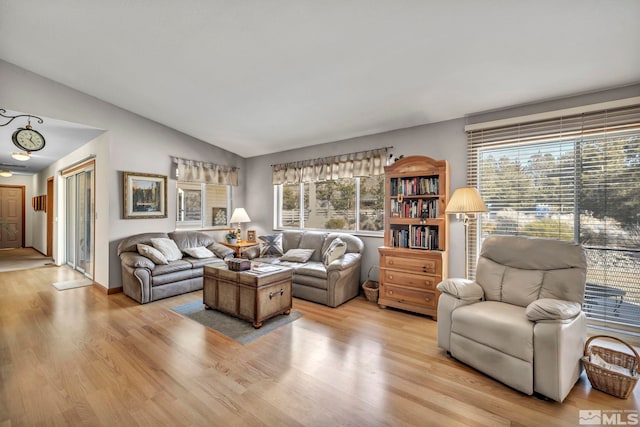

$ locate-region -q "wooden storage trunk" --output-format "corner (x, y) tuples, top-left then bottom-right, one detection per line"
(204, 265), (292, 328)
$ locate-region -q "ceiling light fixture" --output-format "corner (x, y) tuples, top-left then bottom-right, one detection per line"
(11, 151), (30, 161)
(0, 170), (13, 177)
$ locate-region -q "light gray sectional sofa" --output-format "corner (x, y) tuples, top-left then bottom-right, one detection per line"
(118, 230), (234, 304)
(241, 230), (364, 307)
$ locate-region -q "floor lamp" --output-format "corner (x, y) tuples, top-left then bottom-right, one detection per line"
(445, 187), (488, 279)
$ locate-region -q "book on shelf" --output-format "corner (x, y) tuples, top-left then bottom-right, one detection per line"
(390, 176), (439, 196)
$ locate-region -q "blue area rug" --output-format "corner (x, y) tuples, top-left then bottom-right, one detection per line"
(171, 300), (303, 345)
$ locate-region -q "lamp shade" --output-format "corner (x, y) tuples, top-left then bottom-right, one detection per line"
(229, 207), (251, 223)
(445, 187), (488, 214)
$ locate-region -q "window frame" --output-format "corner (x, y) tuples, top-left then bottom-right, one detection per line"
(467, 104), (640, 339)
(274, 175), (385, 235)
(176, 182), (231, 230)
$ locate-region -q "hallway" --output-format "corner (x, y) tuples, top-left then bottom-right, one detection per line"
(0, 248), (54, 273)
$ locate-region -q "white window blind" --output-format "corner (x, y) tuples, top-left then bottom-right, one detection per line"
(467, 105), (640, 336)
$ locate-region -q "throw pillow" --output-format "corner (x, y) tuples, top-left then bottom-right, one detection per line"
(280, 248), (315, 263)
(323, 237), (347, 266)
(259, 233), (284, 257)
(183, 246), (215, 259)
(137, 243), (169, 265)
(150, 237), (183, 262)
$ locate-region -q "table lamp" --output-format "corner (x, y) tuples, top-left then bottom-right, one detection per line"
(229, 208), (251, 241)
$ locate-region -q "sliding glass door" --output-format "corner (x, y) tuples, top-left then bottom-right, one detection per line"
(64, 164), (94, 278)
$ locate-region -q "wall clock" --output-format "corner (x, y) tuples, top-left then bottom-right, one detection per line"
(12, 125), (46, 152)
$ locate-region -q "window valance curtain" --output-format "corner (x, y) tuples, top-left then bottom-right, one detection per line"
(272, 148), (388, 185)
(173, 157), (239, 186)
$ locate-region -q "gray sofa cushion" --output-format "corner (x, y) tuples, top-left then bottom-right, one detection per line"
(169, 230), (215, 251)
(151, 260), (192, 276)
(209, 243), (235, 259)
(281, 248), (315, 263)
(298, 232), (327, 262)
(118, 232), (169, 255)
(282, 230), (303, 252)
(291, 261), (327, 279)
(183, 257), (225, 269)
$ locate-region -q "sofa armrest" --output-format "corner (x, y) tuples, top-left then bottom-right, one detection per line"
(526, 298), (582, 322)
(325, 253), (361, 307)
(436, 278), (484, 301)
(120, 252), (155, 269)
(327, 252), (360, 272)
(241, 245), (261, 260)
(208, 243), (235, 260)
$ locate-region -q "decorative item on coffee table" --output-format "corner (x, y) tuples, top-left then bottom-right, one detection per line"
(227, 258), (251, 271)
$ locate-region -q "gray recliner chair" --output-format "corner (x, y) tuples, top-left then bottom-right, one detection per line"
(436, 235), (587, 402)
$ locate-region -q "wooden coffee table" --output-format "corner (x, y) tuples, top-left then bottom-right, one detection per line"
(203, 264), (292, 328)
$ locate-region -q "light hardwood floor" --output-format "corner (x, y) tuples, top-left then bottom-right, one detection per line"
(0, 265), (637, 427)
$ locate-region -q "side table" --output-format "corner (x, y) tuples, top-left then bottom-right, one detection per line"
(220, 240), (259, 257)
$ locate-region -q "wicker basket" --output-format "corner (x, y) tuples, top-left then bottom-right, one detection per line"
(362, 266), (379, 303)
(582, 335), (639, 399)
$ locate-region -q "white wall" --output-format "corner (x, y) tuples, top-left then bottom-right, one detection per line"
(1, 60), (246, 289)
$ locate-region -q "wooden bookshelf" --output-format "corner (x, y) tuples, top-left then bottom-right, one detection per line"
(378, 156), (449, 319)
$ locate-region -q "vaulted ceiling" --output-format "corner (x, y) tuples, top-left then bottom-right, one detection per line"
(1, 1), (639, 162)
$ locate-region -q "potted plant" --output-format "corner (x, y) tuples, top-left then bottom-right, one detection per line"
(225, 230), (238, 244)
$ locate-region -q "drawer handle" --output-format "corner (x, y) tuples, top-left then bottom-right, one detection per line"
(388, 260), (394, 265)
(269, 289), (285, 299)
(389, 275), (393, 280)
(388, 290), (393, 295)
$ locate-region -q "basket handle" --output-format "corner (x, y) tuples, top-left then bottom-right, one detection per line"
(584, 335), (640, 374)
(367, 265), (379, 281)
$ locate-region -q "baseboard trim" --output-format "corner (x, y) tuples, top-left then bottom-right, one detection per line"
(92, 282), (123, 295)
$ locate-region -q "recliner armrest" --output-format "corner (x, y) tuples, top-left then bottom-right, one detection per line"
(120, 252), (155, 269)
(526, 298), (582, 322)
(436, 278), (484, 301)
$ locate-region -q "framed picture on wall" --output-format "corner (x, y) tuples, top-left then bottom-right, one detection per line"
(212, 207), (227, 226)
(247, 229), (256, 242)
(123, 172), (168, 219)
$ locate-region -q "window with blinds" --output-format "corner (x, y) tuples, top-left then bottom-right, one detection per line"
(466, 104), (640, 337)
